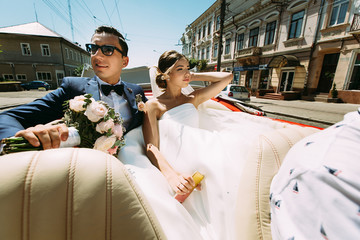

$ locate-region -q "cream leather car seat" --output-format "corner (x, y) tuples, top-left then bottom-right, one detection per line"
(0, 148), (165, 240)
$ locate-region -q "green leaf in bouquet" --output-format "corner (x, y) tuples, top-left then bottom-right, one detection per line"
(105, 129), (113, 137)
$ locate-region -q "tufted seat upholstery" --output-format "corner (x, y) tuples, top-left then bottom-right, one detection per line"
(234, 123), (320, 239)
(0, 148), (165, 240)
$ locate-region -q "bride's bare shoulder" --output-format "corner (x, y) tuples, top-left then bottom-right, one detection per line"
(145, 98), (166, 113)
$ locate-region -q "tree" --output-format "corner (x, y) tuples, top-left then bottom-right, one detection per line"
(74, 64), (84, 77)
(331, 82), (338, 98)
(198, 60), (208, 71)
(189, 58), (199, 70)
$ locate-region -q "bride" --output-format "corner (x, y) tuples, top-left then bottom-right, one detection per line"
(118, 50), (273, 239)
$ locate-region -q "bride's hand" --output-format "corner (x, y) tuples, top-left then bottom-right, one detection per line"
(168, 173), (196, 195)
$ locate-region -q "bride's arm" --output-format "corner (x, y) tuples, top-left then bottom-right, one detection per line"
(191, 72), (232, 106)
(142, 100), (195, 194)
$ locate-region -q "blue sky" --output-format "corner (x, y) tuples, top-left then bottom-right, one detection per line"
(1, 0), (216, 68)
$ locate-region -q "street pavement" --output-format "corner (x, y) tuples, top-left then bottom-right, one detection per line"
(249, 97), (359, 129)
(0, 90), (359, 129)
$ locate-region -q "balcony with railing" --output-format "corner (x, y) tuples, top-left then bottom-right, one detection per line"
(235, 47), (262, 59)
(350, 13), (360, 42)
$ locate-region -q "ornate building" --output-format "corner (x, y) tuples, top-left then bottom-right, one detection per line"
(182, 0), (360, 103)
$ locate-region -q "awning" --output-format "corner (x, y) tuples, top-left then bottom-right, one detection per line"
(267, 55), (301, 68)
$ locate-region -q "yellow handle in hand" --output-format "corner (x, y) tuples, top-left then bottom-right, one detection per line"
(192, 171), (204, 186)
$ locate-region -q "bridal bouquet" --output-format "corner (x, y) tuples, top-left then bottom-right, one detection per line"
(0, 94), (125, 156)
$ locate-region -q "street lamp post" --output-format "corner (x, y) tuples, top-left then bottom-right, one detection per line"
(217, 0), (226, 72)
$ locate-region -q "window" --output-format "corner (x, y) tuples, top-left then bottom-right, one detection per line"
(16, 74), (27, 81)
(65, 48), (69, 59)
(348, 53), (360, 90)
(37, 72), (52, 81)
(249, 27), (259, 47)
(289, 10), (305, 39)
(206, 46), (210, 59)
(208, 21), (212, 36)
(214, 43), (218, 58)
(329, 0), (349, 26)
(216, 16), (220, 31)
(198, 28), (201, 40)
(237, 33), (244, 51)
(264, 21), (276, 45)
(2, 74), (14, 80)
(21, 43), (31, 56)
(203, 25), (206, 38)
(41, 44), (51, 56)
(56, 72), (64, 81)
(225, 39), (231, 55)
(70, 50), (74, 60)
(201, 48), (205, 60)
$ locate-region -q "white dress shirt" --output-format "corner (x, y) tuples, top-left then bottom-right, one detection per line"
(96, 77), (132, 130)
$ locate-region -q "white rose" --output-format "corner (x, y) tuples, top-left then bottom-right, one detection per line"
(113, 124), (124, 138)
(94, 135), (117, 153)
(96, 119), (115, 134)
(85, 101), (108, 122)
(69, 95), (87, 112)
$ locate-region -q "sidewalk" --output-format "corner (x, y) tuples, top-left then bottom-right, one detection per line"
(0, 90), (48, 110)
(249, 97), (359, 127)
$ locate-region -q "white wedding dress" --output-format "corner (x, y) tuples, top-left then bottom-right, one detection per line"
(118, 102), (273, 239)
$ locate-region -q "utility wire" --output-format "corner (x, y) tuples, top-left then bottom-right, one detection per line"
(114, 0), (124, 34)
(76, 0), (104, 26)
(42, 0), (88, 43)
(100, 0), (113, 25)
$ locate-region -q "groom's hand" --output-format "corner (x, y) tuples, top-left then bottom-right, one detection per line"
(15, 124), (69, 150)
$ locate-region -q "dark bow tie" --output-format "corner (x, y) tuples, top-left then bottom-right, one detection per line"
(101, 84), (124, 96)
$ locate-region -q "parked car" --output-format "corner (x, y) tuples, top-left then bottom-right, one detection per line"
(220, 84), (250, 101)
(21, 81), (50, 91)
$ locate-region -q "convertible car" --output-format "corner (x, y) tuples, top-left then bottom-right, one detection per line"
(0, 67), (322, 240)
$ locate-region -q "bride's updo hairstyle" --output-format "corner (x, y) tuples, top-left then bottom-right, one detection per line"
(156, 50), (187, 89)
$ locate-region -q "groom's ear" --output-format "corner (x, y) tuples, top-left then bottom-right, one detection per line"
(122, 56), (129, 68)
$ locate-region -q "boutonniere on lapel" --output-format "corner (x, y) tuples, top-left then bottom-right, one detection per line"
(126, 87), (133, 93)
(135, 94), (147, 113)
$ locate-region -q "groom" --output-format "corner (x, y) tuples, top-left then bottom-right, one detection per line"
(0, 25), (146, 150)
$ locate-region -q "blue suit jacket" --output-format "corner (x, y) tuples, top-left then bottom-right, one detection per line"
(0, 77), (146, 140)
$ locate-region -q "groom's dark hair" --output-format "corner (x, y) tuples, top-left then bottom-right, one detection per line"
(93, 25), (128, 56)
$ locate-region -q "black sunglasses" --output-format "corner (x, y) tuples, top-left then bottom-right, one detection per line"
(85, 44), (125, 56)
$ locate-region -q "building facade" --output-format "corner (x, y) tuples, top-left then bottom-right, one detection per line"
(0, 22), (90, 89)
(182, 0), (360, 103)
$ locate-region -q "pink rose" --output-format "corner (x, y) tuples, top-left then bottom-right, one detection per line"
(85, 101), (108, 122)
(93, 135), (117, 153)
(96, 119), (115, 134)
(137, 101), (146, 113)
(113, 124), (124, 138)
(69, 95), (88, 112)
(107, 146), (119, 155)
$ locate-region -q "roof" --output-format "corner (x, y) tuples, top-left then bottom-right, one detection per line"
(0, 22), (85, 50)
(0, 22), (62, 38)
